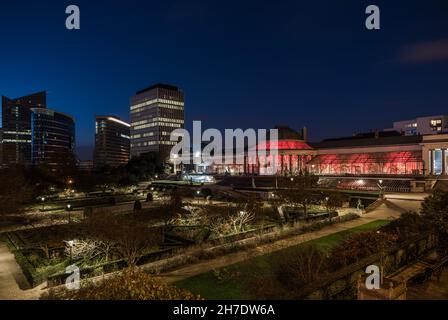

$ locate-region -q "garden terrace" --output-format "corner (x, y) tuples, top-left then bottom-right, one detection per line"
(174, 220), (389, 299)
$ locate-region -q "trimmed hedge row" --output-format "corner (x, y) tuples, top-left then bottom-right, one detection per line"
(47, 247), (175, 287)
(10, 248), (68, 287)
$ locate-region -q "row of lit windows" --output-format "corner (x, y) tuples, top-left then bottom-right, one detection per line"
(3, 131), (31, 135)
(2, 139), (32, 143)
(430, 119), (442, 127)
(131, 103), (184, 114)
(131, 140), (177, 147)
(131, 117), (184, 127)
(132, 122), (182, 130)
(131, 131), (160, 139)
(130, 98), (184, 111)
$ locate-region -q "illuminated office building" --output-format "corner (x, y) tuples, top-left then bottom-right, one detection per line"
(94, 116), (130, 168)
(1, 91), (46, 165)
(130, 84), (184, 160)
(31, 108), (75, 168)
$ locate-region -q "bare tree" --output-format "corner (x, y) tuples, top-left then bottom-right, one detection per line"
(85, 213), (163, 267)
(277, 245), (328, 288)
(228, 210), (255, 234)
(278, 173), (318, 218)
(64, 239), (113, 263)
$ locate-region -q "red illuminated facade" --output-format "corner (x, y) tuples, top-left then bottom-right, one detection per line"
(205, 128), (448, 178)
(307, 151), (423, 175)
(245, 140), (314, 175)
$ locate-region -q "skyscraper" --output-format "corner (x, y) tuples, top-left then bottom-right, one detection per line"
(1, 91), (46, 165)
(31, 108), (76, 168)
(130, 84), (184, 160)
(94, 116), (130, 169)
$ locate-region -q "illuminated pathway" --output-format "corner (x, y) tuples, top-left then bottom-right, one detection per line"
(0, 243), (44, 300)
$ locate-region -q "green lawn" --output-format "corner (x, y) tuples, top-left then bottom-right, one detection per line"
(175, 220), (389, 300)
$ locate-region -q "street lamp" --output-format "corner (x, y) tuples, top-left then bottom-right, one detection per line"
(377, 180), (384, 199)
(41, 197), (46, 211)
(67, 203), (72, 223)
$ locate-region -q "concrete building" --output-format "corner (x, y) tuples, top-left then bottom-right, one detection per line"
(94, 116), (130, 169)
(130, 84), (184, 161)
(387, 115), (448, 136)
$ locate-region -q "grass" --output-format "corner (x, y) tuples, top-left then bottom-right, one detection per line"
(175, 219), (389, 300)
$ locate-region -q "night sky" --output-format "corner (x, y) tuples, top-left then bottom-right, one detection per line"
(1, 0), (447, 160)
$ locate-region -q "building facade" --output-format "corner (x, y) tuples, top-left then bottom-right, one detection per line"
(31, 108), (75, 168)
(94, 116), (130, 169)
(1, 91), (46, 165)
(130, 84), (184, 160)
(421, 134), (448, 176)
(388, 115), (448, 136)
(203, 128), (448, 180)
(308, 134), (424, 176)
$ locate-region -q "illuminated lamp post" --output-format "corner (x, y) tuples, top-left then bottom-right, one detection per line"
(196, 190), (201, 204)
(377, 179), (384, 199)
(67, 203), (72, 223)
(41, 197), (46, 211)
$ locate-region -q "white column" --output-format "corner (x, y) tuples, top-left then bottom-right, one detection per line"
(430, 149), (434, 175)
(443, 149), (446, 175)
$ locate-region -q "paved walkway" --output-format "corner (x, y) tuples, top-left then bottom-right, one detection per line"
(0, 244), (45, 300)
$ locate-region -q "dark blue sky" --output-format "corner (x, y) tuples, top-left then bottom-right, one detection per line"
(1, 0), (448, 160)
